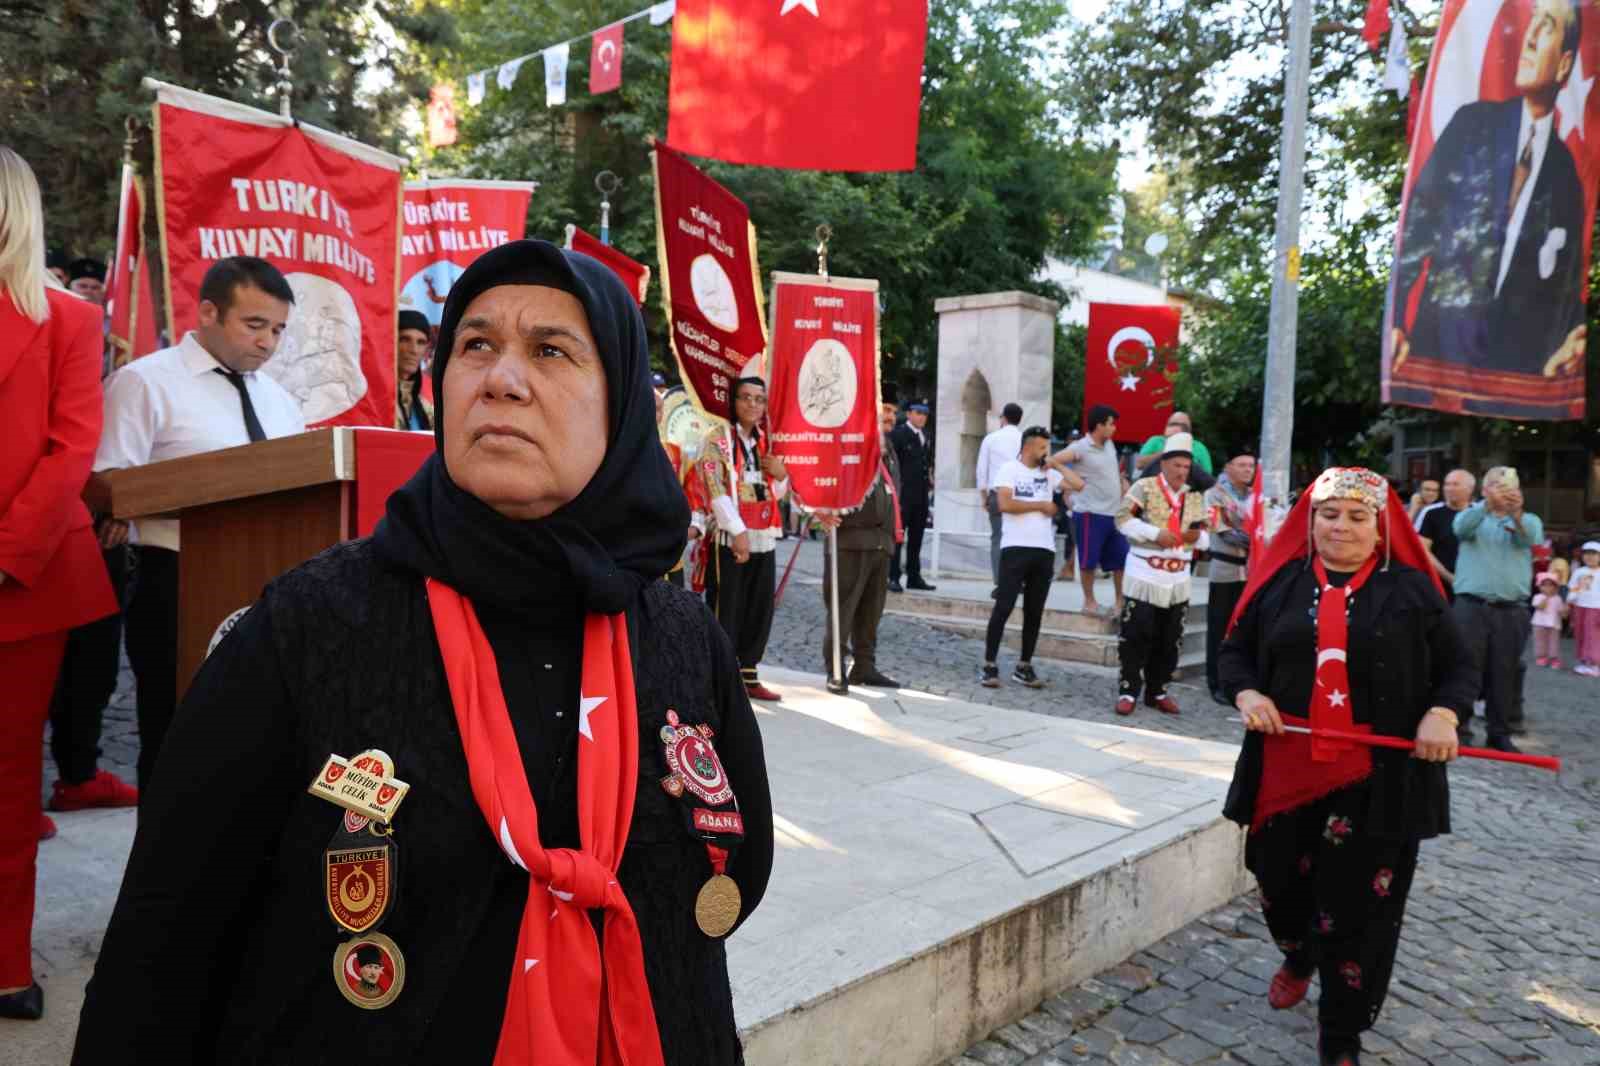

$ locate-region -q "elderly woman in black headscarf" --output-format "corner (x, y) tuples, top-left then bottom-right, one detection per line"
(73, 241), (774, 1066)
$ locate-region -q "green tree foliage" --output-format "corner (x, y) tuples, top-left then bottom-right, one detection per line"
(424, 0), (1116, 397)
(1, 0), (452, 256)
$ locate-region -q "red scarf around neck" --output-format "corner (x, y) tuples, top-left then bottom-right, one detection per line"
(426, 580), (665, 1066)
(1155, 475), (1185, 537)
(1250, 554), (1377, 831)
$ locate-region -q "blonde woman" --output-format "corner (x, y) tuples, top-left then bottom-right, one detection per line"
(0, 146), (116, 1020)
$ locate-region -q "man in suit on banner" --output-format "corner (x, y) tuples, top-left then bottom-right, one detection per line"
(1393, 0), (1588, 380)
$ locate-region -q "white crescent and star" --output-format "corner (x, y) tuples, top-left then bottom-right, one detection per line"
(1315, 648), (1347, 670)
(780, 0), (819, 14)
(1558, 48), (1594, 141)
(1105, 326), (1156, 372)
(1327, 689), (1348, 708)
(578, 694), (606, 741)
(597, 39), (618, 71)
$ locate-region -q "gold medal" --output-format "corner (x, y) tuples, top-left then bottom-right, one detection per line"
(332, 932), (406, 1010)
(694, 873), (742, 938)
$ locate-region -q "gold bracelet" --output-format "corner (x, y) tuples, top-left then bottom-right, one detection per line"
(1426, 707), (1460, 729)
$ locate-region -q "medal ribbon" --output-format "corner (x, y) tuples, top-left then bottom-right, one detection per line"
(427, 580), (665, 1066)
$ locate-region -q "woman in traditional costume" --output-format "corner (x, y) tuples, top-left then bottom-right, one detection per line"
(1219, 467), (1475, 1066)
(74, 240), (773, 1065)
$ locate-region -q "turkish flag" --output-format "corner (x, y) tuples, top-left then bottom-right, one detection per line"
(567, 225), (650, 305)
(591, 22), (624, 95)
(108, 162), (160, 366)
(1082, 302), (1181, 444)
(1361, 0), (1390, 52)
(666, 0), (928, 171)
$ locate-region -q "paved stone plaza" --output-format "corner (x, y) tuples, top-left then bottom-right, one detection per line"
(40, 538), (1600, 1065)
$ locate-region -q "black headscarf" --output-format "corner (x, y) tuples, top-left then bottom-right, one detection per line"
(372, 240), (689, 615)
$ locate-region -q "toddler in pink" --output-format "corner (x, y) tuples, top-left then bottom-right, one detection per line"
(1570, 542), (1600, 676)
(1531, 575), (1568, 668)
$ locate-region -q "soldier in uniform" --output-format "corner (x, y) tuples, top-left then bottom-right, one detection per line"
(699, 377), (788, 702)
(1113, 433), (1210, 717)
(889, 401), (936, 591)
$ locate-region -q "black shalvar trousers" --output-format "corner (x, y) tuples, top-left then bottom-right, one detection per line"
(1205, 579), (1245, 695)
(124, 546), (180, 793)
(1246, 781), (1421, 1058)
(1451, 596), (1529, 742)
(1118, 597), (1187, 702)
(984, 547), (1055, 663)
(707, 544), (777, 682)
(822, 544), (891, 679)
(49, 546), (128, 785)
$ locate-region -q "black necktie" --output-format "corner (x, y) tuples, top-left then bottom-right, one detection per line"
(214, 368), (267, 442)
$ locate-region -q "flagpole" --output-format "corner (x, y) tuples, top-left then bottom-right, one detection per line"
(268, 19), (297, 119)
(1258, 0), (1312, 531)
(815, 223), (844, 690)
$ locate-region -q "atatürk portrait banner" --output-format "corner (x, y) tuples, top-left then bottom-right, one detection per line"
(1383, 0), (1597, 420)
(766, 272), (881, 513)
(153, 81), (403, 428)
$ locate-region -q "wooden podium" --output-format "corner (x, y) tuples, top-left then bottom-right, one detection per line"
(99, 427), (433, 700)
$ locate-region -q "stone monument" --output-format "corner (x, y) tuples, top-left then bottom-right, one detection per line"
(930, 290), (1059, 577)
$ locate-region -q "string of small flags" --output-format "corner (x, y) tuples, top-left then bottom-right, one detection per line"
(464, 0), (675, 109)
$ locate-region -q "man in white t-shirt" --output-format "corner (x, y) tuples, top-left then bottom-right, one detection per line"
(980, 427), (1083, 688)
(974, 402), (1024, 589)
(1050, 404), (1128, 617)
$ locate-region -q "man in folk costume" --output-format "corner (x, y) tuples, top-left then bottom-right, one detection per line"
(1114, 433), (1209, 716)
(1219, 468), (1473, 1066)
(700, 376), (788, 702)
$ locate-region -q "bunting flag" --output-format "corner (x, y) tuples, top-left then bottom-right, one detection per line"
(652, 141), (766, 421)
(403, 179), (536, 328)
(766, 272), (881, 513)
(1362, 0), (1391, 52)
(498, 56), (528, 90)
(1382, 19), (1409, 97)
(566, 225), (650, 305)
(467, 72), (486, 106)
(108, 162), (160, 366)
(651, 1), (676, 24)
(1382, 0), (1597, 420)
(151, 80), (404, 428)
(666, 0), (928, 171)
(545, 43), (569, 107)
(427, 83), (458, 148)
(591, 22), (625, 94)
(1082, 302), (1181, 444)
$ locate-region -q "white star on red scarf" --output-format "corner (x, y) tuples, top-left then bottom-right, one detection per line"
(577, 694), (606, 741)
(780, 0), (819, 14)
(1328, 689), (1347, 708)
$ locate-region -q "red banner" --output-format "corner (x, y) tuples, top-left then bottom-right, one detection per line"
(652, 142), (766, 420)
(1083, 302), (1181, 445)
(666, 0), (928, 171)
(154, 83), (403, 428)
(108, 163), (160, 367)
(1383, 0), (1595, 420)
(566, 225), (650, 306)
(766, 273), (881, 512)
(401, 179), (535, 329)
(353, 428), (436, 536)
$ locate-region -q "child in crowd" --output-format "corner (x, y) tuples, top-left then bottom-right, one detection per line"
(1570, 541), (1600, 677)
(1531, 575), (1568, 669)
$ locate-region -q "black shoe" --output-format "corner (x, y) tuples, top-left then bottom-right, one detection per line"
(0, 982), (42, 1020)
(825, 678), (850, 696)
(979, 664), (1000, 688)
(990, 587), (998, 599)
(1487, 736), (1522, 754)
(907, 578), (937, 591)
(1507, 721), (1528, 736)
(1012, 663), (1044, 688)
(1210, 688), (1231, 708)
(887, 580), (904, 593)
(850, 669), (901, 688)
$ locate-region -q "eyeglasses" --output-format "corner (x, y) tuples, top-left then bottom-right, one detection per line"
(736, 393), (767, 405)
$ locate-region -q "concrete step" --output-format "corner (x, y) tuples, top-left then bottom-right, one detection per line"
(887, 608), (1208, 676)
(887, 589), (1116, 635)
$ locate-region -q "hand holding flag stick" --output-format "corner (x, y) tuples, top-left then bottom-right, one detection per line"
(1238, 719), (1561, 773)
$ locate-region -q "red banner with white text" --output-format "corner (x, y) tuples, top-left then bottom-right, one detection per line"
(155, 82), (403, 428)
(1083, 302), (1181, 445)
(653, 142), (767, 422)
(401, 179), (535, 329)
(566, 225), (650, 306)
(109, 163), (160, 367)
(766, 273), (881, 513)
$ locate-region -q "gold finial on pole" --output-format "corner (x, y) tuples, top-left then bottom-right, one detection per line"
(815, 223), (832, 279)
(268, 19), (298, 120)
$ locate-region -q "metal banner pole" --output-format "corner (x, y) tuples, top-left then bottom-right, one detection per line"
(828, 528), (843, 687)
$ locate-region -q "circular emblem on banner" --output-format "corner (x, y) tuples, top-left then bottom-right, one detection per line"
(689, 254), (740, 332)
(265, 273), (368, 424)
(205, 606), (251, 659)
(400, 261), (465, 328)
(797, 338), (857, 428)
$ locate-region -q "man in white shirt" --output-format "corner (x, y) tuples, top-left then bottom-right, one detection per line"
(92, 256), (306, 791)
(979, 427), (1083, 689)
(974, 402), (1024, 591)
(1050, 404), (1129, 617)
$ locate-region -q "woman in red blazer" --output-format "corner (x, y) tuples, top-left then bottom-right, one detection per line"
(0, 146), (117, 1021)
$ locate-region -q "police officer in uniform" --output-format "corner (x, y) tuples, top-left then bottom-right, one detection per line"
(889, 400), (936, 591)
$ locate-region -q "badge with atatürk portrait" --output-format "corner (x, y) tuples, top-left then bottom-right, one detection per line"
(332, 932), (405, 1010)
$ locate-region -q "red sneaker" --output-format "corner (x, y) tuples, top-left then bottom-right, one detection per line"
(40, 814), (56, 841)
(1268, 964), (1311, 1009)
(1115, 696), (1136, 716)
(49, 770), (139, 812)
(1149, 694), (1181, 715)
(745, 682), (783, 702)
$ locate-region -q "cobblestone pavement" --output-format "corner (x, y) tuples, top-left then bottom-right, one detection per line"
(764, 541), (1600, 1065)
(46, 543), (1600, 1063)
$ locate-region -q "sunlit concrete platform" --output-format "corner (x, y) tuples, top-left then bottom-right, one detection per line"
(733, 666), (1249, 1066)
